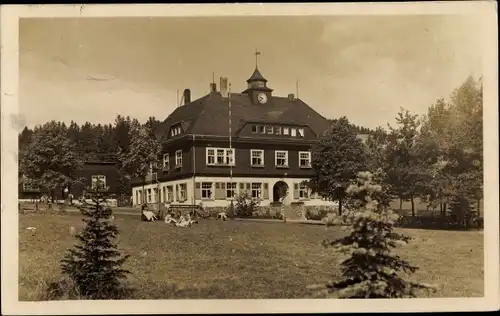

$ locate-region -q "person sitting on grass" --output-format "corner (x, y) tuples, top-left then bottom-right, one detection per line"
(141, 204), (157, 222)
(174, 214), (198, 227)
(164, 212), (177, 224)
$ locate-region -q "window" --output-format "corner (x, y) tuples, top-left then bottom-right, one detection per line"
(283, 127), (290, 135)
(226, 182), (237, 198)
(153, 188), (158, 203)
(162, 186), (167, 202)
(163, 154), (169, 170)
(176, 183), (187, 202)
(299, 151), (312, 168)
(216, 149), (225, 164)
(171, 125), (182, 137)
(136, 191), (141, 205)
(149, 162), (156, 175)
(175, 150), (182, 167)
(147, 188), (152, 203)
(91, 175), (106, 190)
(201, 182), (213, 199)
(251, 183), (262, 199)
(297, 128), (305, 137)
(167, 186), (174, 202)
(267, 126), (274, 134)
(275, 150), (288, 168)
(22, 181), (40, 192)
(299, 183), (310, 199)
(259, 125), (265, 134)
(252, 125), (258, 133)
(207, 148), (215, 164)
(226, 149), (234, 165)
(207, 147), (235, 166)
(291, 128), (297, 137)
(275, 127), (281, 135)
(251, 149), (264, 167)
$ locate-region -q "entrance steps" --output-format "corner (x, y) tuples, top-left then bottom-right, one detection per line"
(280, 204), (307, 221)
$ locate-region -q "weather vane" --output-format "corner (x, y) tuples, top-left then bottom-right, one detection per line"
(255, 49), (261, 68)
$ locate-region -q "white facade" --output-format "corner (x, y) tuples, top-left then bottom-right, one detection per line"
(132, 175), (337, 208)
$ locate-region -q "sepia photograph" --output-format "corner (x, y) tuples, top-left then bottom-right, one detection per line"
(1, 2), (499, 314)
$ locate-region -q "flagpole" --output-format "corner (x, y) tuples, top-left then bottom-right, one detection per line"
(228, 82), (234, 213)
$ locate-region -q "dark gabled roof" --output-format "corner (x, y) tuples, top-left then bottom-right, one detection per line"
(156, 91), (330, 142)
(247, 67), (267, 83)
(155, 94), (210, 142)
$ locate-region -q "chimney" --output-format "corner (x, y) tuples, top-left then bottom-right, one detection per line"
(288, 93), (295, 101)
(220, 77), (228, 97)
(209, 83), (217, 93)
(183, 89), (191, 105)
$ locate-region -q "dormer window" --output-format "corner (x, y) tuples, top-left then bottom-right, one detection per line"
(283, 127), (290, 135)
(259, 126), (265, 134)
(267, 126), (273, 134)
(297, 128), (305, 137)
(170, 124), (183, 137)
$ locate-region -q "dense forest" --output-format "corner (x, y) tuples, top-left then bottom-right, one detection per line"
(18, 115), (162, 162)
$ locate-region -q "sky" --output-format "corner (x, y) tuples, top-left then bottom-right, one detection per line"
(19, 15), (483, 130)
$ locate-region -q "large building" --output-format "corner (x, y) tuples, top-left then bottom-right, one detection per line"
(131, 64), (334, 208)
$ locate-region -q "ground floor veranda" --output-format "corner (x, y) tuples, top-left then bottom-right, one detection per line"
(132, 176), (337, 208)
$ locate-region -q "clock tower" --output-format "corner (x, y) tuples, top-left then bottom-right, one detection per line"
(242, 51), (273, 105)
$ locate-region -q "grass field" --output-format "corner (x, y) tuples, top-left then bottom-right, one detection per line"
(18, 212), (484, 300)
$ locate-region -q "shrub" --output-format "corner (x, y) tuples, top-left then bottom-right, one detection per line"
(305, 208), (329, 221)
(59, 189), (132, 299)
(315, 171), (436, 298)
(234, 191), (260, 218)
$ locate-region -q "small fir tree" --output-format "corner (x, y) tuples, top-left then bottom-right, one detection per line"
(60, 185), (131, 299)
(321, 171), (436, 298)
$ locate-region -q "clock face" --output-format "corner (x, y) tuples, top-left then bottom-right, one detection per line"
(257, 93), (268, 104)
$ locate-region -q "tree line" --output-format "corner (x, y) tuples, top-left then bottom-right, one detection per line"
(308, 75), (483, 225)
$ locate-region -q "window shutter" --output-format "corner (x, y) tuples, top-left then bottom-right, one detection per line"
(195, 182), (201, 199)
(215, 182), (225, 200)
(263, 183), (269, 199)
(293, 183), (299, 200)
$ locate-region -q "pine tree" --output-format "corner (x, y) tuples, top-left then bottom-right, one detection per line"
(321, 171), (436, 298)
(60, 186), (131, 299)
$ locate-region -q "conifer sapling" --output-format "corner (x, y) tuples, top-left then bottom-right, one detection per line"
(60, 185), (131, 299)
(320, 171), (436, 298)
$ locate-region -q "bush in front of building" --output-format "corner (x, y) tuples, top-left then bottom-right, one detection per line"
(305, 208), (329, 221)
(234, 192), (260, 218)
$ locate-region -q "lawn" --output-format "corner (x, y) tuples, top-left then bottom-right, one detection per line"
(18, 212), (484, 300)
